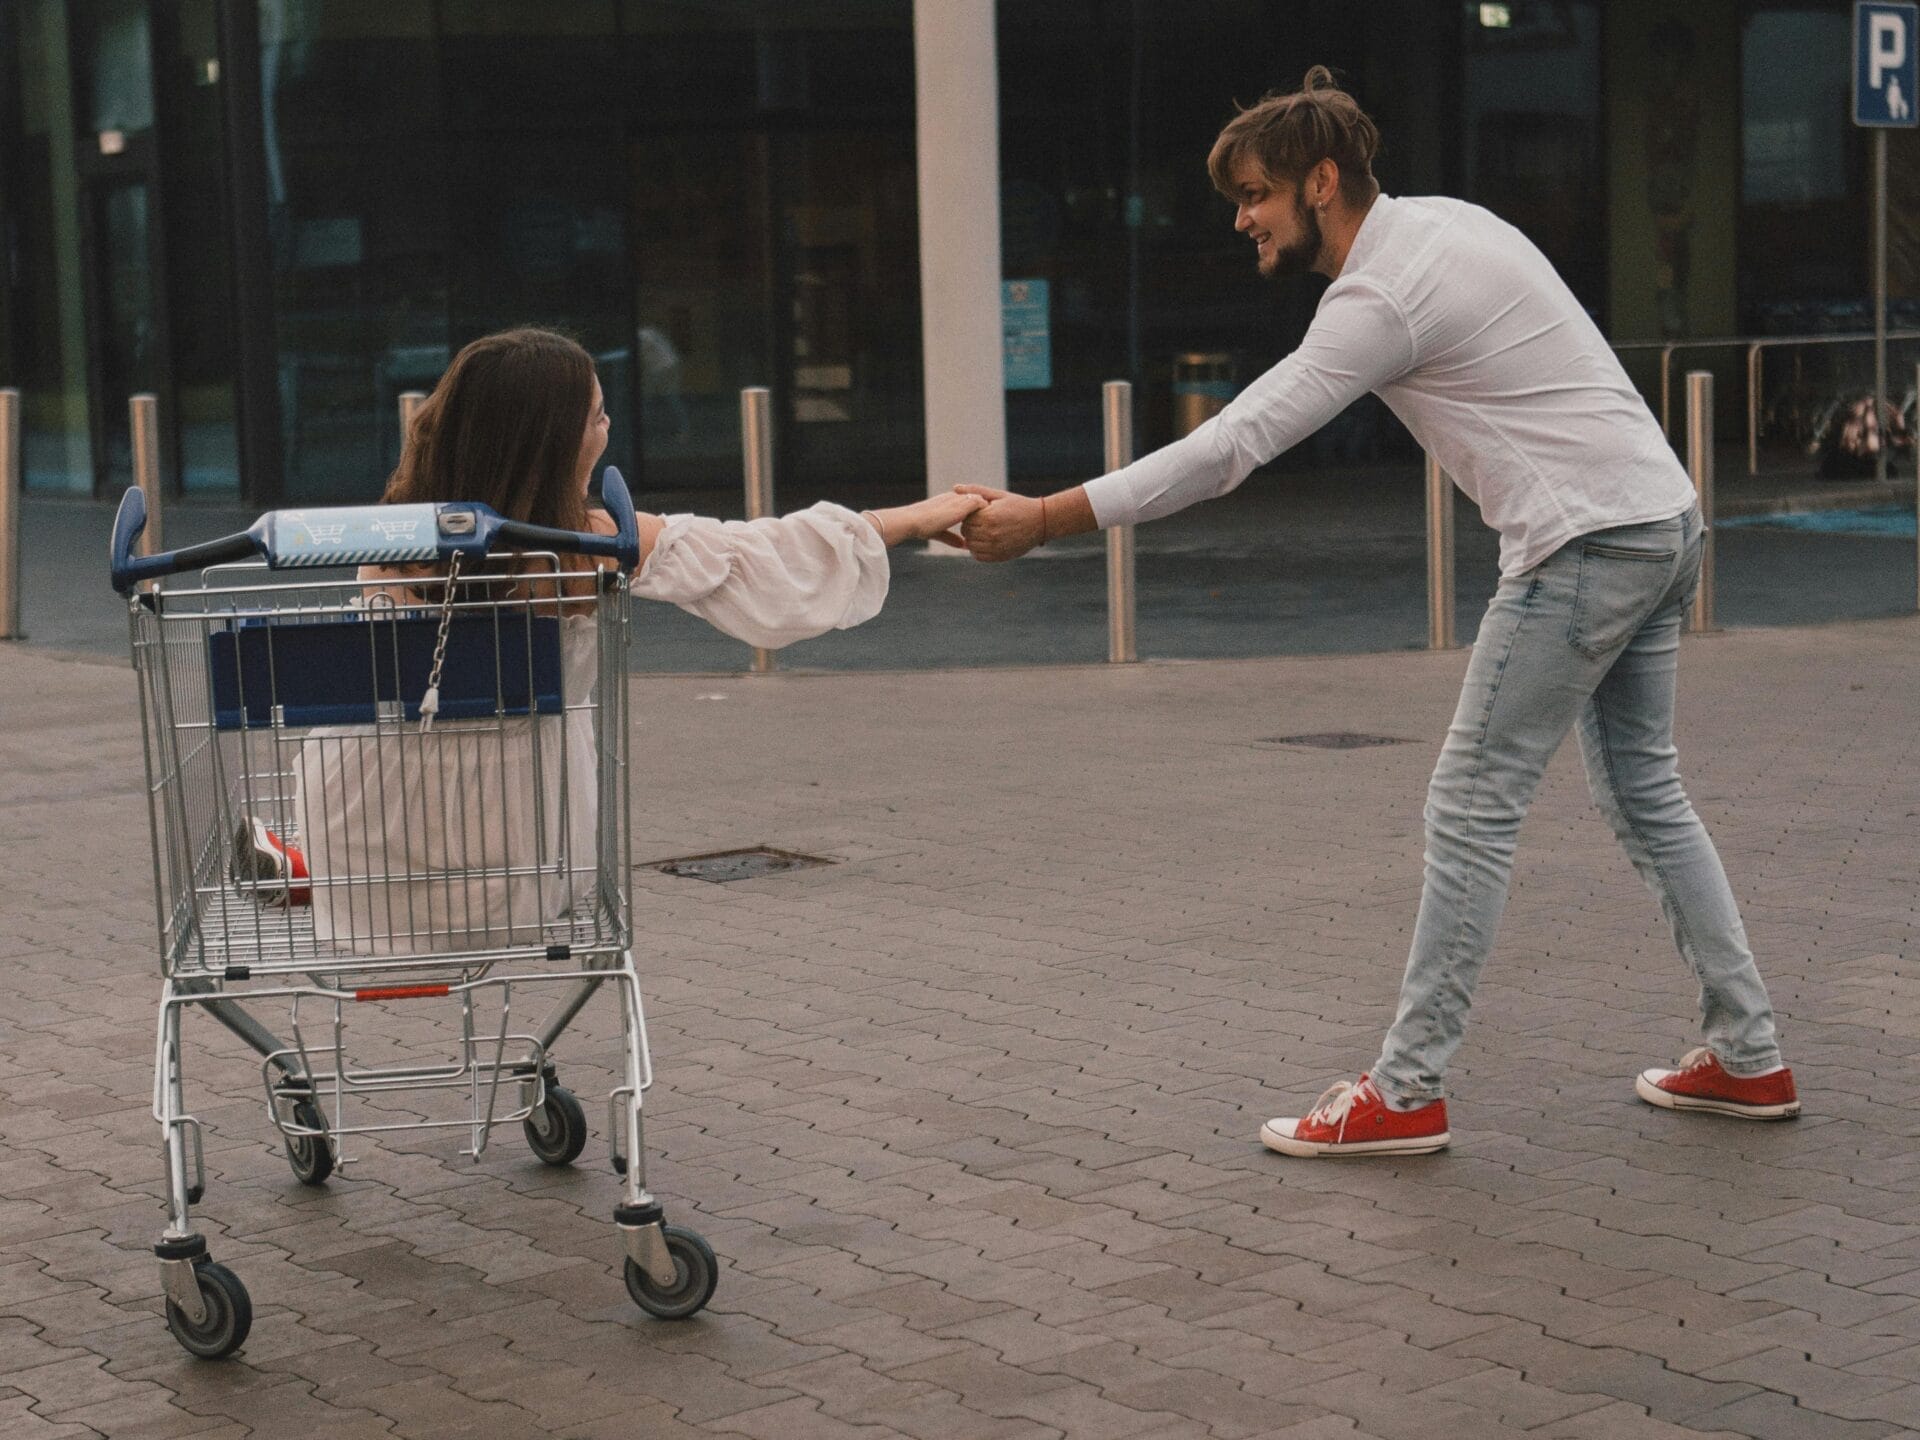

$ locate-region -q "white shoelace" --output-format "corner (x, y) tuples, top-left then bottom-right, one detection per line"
(1305, 1078), (1373, 1138)
(1672, 1046), (1713, 1073)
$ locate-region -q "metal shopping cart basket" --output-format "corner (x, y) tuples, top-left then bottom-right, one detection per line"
(109, 468), (715, 1359)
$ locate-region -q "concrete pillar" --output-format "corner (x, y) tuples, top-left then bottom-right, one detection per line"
(913, 0), (1006, 498)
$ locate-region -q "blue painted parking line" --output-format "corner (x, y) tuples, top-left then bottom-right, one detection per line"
(1718, 505), (1917, 537)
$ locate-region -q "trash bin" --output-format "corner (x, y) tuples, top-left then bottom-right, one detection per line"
(1172, 352), (1237, 436)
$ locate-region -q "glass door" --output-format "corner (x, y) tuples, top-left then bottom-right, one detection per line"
(82, 174), (163, 492)
(70, 0), (179, 496)
(770, 127), (923, 493)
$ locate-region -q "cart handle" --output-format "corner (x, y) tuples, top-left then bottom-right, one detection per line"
(110, 466), (643, 595)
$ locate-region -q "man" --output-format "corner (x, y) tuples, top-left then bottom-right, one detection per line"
(959, 67), (1796, 1157)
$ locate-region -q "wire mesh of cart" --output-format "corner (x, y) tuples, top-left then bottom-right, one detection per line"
(110, 468), (716, 1360)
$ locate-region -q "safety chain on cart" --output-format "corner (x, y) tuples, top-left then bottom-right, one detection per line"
(419, 551), (462, 733)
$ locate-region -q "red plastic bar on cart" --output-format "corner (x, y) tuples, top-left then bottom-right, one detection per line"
(353, 983), (452, 1002)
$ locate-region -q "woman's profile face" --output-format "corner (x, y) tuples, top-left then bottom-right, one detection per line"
(577, 375), (611, 492)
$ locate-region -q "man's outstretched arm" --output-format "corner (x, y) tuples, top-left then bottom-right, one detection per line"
(956, 484), (1097, 562)
(958, 282), (1415, 564)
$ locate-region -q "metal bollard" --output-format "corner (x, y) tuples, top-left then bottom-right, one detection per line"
(0, 389), (19, 639)
(398, 390), (426, 444)
(740, 387), (774, 674)
(1424, 452), (1456, 650)
(1103, 380), (1137, 663)
(131, 393), (162, 557)
(1686, 370), (1716, 633)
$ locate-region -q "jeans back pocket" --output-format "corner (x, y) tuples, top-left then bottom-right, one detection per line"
(1568, 541), (1676, 660)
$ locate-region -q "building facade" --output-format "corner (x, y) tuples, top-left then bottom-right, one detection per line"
(2, 0), (1914, 506)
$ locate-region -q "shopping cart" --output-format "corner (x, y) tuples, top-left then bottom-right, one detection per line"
(110, 469), (716, 1359)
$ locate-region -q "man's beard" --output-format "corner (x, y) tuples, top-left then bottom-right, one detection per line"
(1260, 196), (1322, 284)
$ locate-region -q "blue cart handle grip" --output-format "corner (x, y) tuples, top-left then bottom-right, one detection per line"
(110, 489), (265, 595)
(109, 466), (643, 595)
(496, 466), (643, 570)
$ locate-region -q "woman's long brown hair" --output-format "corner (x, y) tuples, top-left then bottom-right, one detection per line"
(382, 327), (599, 601)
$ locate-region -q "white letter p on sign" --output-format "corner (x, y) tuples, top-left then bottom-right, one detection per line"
(1871, 12), (1908, 90)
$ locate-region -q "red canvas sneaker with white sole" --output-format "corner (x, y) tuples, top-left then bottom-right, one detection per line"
(1635, 1047), (1798, 1119)
(230, 818), (311, 907)
(1260, 1074), (1450, 1157)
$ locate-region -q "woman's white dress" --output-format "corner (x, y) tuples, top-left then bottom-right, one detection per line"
(291, 504), (887, 955)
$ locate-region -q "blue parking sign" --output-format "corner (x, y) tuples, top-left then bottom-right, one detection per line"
(1856, 1), (1919, 127)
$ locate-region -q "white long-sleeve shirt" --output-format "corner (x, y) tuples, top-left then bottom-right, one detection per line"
(632, 502), (888, 647)
(1084, 195), (1696, 577)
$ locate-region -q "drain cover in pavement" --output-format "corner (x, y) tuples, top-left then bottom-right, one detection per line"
(644, 847), (836, 883)
(1261, 733), (1411, 750)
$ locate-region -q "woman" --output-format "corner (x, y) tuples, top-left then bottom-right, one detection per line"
(269, 327), (980, 955)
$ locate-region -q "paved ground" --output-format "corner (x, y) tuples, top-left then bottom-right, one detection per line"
(16, 452), (1917, 668)
(4, 612), (1920, 1439)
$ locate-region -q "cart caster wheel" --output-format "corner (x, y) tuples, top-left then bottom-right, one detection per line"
(524, 1085), (588, 1167)
(624, 1226), (718, 1320)
(285, 1099), (334, 1186)
(165, 1261), (252, 1359)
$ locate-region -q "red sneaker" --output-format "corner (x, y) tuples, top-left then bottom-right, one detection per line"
(1260, 1074), (1450, 1157)
(231, 819), (311, 907)
(1635, 1047), (1798, 1119)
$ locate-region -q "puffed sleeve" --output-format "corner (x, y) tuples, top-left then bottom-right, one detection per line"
(629, 502), (889, 649)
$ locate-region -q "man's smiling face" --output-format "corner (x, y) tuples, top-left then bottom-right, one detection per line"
(1230, 158), (1322, 282)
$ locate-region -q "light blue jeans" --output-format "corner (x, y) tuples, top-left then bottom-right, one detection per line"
(1373, 507), (1781, 1104)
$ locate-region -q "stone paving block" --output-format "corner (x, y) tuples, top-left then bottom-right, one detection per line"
(1415, 1366), (1614, 1430)
(818, 1388), (1066, 1440)
(1258, 1372), (1541, 1440)
(0, 1355), (174, 1422)
(1290, 1329), (1492, 1394)
(1251, 1420), (1385, 1440)
(30, 1389), (252, 1440)
(1097, 1270), (1280, 1325)
(166, 1377), (399, 1438)
(1728, 1271), (1920, 1330)
(1848, 1343), (1920, 1384)
(1682, 1390), (1910, 1440)
(707, 1394), (923, 1440)
(1699, 1346), (1909, 1416)
(1588, 1276), (1784, 1331)
(1093, 1365), (1323, 1439)
(516, 1328), (798, 1426)
(1438, 1322), (1764, 1424)
(550, 1396), (719, 1440)
(837, 1278), (1014, 1334)
(1527, 1400), (1750, 1439)
(0, 1393), (110, 1440)
(642, 1310), (845, 1380)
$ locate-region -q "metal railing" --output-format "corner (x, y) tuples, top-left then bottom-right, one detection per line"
(1424, 452), (1455, 651)
(131, 393), (162, 558)
(398, 390), (427, 441)
(1103, 381), (1137, 663)
(1686, 371), (1716, 634)
(740, 387), (775, 675)
(1617, 330), (1920, 475)
(1, 388), (18, 639)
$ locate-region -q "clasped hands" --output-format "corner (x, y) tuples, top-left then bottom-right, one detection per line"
(871, 486), (1063, 562)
